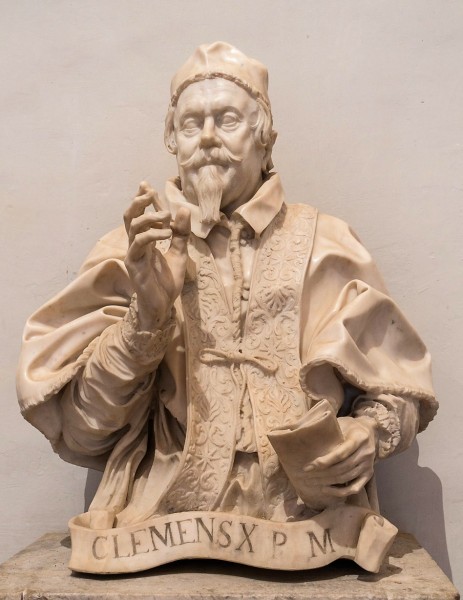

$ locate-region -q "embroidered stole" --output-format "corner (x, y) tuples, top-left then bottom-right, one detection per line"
(159, 204), (317, 515)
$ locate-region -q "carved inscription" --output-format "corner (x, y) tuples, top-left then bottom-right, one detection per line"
(72, 508), (397, 573)
(307, 528), (335, 557)
(89, 514), (335, 562)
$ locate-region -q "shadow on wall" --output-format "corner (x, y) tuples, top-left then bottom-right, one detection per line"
(84, 439), (451, 579)
(84, 469), (102, 512)
(375, 440), (452, 581)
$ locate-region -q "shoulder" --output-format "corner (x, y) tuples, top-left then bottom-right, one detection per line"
(284, 204), (362, 252)
(309, 211), (387, 290)
(285, 201), (386, 288)
(284, 202), (362, 239)
(314, 212), (370, 260)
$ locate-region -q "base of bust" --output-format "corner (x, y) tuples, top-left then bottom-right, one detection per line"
(0, 531), (458, 600)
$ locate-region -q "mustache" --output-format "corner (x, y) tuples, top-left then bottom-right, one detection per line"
(179, 147), (242, 169)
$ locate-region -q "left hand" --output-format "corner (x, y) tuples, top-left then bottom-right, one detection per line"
(303, 416), (378, 498)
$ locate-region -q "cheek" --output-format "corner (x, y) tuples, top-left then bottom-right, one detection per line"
(221, 124), (253, 149)
(176, 135), (199, 158)
(241, 139), (264, 167)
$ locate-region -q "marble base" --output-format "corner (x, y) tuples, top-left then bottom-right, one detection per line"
(0, 532), (458, 600)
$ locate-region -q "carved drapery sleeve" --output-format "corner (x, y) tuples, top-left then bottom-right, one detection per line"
(299, 213), (436, 459)
(17, 226), (185, 469)
(61, 295), (176, 456)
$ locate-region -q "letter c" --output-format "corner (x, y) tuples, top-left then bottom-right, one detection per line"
(92, 535), (108, 560)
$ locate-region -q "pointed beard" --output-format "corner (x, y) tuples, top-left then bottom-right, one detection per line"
(193, 166), (224, 224)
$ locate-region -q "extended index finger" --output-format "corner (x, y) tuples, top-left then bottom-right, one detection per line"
(150, 188), (165, 212)
(123, 182), (157, 233)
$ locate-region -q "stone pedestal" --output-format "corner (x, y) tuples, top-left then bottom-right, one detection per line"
(0, 532), (458, 600)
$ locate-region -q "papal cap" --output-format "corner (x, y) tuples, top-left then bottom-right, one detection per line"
(170, 42), (270, 109)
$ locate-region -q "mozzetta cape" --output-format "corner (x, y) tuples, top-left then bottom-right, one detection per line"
(17, 185), (438, 524)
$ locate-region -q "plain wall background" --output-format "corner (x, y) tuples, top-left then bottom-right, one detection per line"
(1, 0), (462, 590)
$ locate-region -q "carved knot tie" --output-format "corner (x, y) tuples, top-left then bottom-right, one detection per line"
(199, 348), (278, 373)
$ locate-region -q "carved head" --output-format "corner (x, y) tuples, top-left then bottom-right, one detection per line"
(164, 42), (277, 223)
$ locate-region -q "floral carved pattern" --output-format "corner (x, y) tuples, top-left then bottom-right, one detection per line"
(244, 204), (317, 515)
(160, 238), (238, 513)
(159, 204), (317, 516)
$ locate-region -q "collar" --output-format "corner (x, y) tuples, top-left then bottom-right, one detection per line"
(164, 172), (285, 239)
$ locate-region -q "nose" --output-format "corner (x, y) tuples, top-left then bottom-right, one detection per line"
(200, 116), (221, 149)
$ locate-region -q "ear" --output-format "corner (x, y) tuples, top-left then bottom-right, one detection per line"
(164, 106), (178, 155)
(165, 132), (178, 155)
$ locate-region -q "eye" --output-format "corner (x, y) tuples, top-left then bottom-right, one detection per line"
(218, 112), (240, 130)
(181, 117), (201, 135)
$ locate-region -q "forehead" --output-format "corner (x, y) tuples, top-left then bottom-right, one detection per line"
(174, 78), (257, 116)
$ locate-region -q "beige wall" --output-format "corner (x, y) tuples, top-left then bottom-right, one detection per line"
(1, 0), (462, 589)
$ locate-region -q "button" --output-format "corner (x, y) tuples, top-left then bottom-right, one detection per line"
(241, 289), (249, 301)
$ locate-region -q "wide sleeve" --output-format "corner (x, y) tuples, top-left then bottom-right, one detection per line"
(299, 213), (438, 434)
(16, 226), (164, 469)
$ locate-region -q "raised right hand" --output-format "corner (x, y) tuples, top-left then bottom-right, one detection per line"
(124, 182), (191, 331)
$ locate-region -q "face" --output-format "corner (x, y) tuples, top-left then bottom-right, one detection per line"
(172, 79), (266, 215)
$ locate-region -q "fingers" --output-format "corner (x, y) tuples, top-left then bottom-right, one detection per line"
(303, 446), (366, 482)
(124, 182), (161, 234)
(299, 416), (377, 500)
(124, 182), (190, 273)
(149, 185), (165, 212)
(303, 438), (358, 472)
(303, 417), (375, 473)
(128, 211), (171, 245)
(169, 207), (191, 257)
(321, 472), (373, 498)
(126, 228), (172, 262)
(307, 457), (372, 486)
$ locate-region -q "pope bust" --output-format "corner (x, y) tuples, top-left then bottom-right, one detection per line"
(17, 42), (437, 574)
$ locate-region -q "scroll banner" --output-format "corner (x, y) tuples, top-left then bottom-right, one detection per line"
(68, 506), (397, 574)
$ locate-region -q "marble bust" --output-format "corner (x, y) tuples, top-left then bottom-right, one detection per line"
(17, 42), (438, 574)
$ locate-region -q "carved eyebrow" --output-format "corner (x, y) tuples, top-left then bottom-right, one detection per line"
(175, 104), (245, 127)
(178, 110), (196, 119)
(177, 110), (202, 126)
